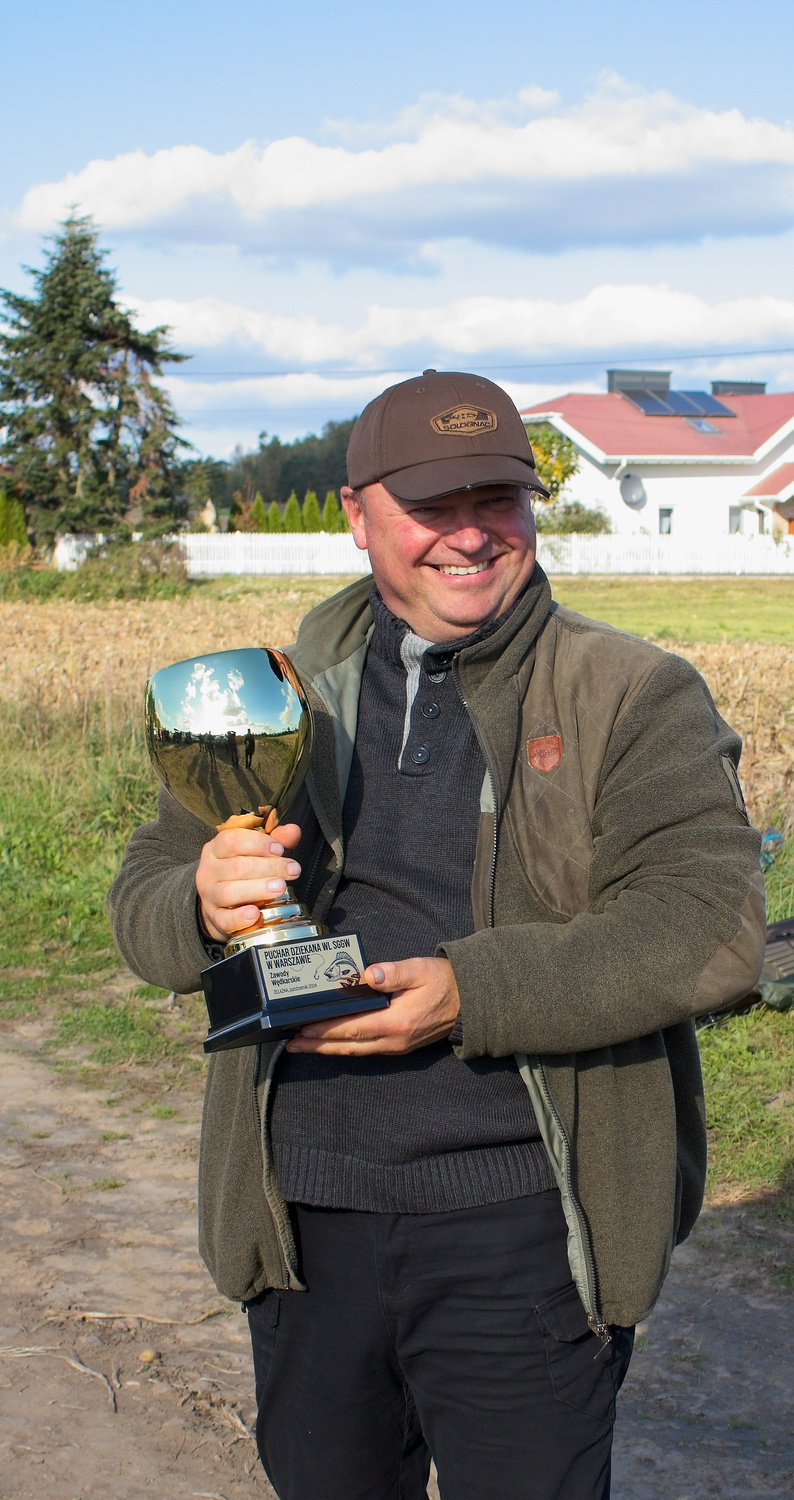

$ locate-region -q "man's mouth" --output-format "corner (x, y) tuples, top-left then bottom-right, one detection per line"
(433, 560), (493, 576)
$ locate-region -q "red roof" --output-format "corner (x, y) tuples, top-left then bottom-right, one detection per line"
(521, 392), (794, 460)
(743, 462), (794, 498)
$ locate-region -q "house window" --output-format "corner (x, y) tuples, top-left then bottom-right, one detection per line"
(658, 509), (672, 535)
(729, 507), (742, 534)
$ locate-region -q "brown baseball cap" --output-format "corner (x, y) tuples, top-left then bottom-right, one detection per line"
(346, 369), (550, 501)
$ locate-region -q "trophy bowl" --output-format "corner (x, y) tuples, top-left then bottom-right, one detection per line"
(144, 646), (311, 835)
(144, 646), (386, 1051)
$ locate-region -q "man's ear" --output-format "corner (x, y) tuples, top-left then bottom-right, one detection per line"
(341, 486), (368, 552)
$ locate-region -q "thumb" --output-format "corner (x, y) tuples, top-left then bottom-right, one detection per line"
(365, 961), (405, 991)
(270, 822), (302, 850)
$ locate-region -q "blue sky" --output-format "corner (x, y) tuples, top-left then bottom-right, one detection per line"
(3, 0), (794, 455)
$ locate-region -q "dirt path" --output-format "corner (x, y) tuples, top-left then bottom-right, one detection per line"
(1, 1026), (792, 1500)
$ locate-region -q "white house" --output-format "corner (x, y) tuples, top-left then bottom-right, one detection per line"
(522, 372), (794, 539)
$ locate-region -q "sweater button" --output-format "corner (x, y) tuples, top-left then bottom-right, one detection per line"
(421, 700), (440, 718)
(409, 745), (430, 764)
(427, 670), (447, 684)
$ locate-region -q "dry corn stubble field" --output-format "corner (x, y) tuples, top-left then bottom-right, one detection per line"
(1, 576), (794, 1500)
(2, 580), (793, 825)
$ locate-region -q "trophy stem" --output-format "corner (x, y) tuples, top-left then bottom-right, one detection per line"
(224, 885), (328, 958)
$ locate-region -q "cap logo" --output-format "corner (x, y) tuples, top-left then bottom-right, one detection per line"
(431, 405), (498, 436)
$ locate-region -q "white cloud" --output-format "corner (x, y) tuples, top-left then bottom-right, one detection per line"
(133, 283), (794, 366)
(146, 280), (794, 455)
(15, 79), (794, 262)
(163, 370), (407, 412)
(135, 297), (348, 363)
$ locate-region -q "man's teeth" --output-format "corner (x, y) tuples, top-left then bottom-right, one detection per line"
(436, 562), (491, 575)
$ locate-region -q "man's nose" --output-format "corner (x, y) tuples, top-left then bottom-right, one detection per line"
(444, 517), (490, 551)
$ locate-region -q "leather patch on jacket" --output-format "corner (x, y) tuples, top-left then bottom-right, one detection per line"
(527, 734), (562, 772)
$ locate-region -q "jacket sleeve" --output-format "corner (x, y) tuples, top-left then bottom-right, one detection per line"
(106, 786), (220, 994)
(441, 655), (766, 1057)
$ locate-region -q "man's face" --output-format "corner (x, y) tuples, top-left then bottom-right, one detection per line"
(341, 481), (537, 642)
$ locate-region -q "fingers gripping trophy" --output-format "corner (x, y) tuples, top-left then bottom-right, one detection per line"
(144, 647), (386, 1052)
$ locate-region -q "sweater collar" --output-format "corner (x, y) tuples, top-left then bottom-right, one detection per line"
(368, 589), (505, 669)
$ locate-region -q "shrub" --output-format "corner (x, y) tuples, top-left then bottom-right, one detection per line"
(0, 538), (189, 601)
(250, 493), (268, 532)
(266, 501), (284, 533)
(229, 496), (257, 532)
(0, 538), (33, 572)
(322, 490), (341, 532)
(302, 490), (323, 532)
(282, 491), (303, 532)
(535, 502), (611, 535)
(524, 423), (580, 502)
(0, 490), (29, 547)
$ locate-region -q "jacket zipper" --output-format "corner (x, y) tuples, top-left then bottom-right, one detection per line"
(253, 799), (344, 1288)
(453, 667), (499, 929)
(251, 1043), (302, 1289)
(301, 835), (326, 912)
(455, 661), (609, 1344)
(534, 1060), (610, 1343)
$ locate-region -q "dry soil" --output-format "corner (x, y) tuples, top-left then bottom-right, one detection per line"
(1, 1003), (793, 1500)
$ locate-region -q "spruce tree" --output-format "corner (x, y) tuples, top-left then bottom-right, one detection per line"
(282, 491), (303, 531)
(265, 501), (283, 533)
(0, 214), (188, 543)
(0, 490), (28, 547)
(322, 489), (341, 532)
(302, 489), (322, 532)
(251, 492), (268, 532)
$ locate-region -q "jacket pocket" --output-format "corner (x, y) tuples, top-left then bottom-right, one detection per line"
(535, 1282), (632, 1424)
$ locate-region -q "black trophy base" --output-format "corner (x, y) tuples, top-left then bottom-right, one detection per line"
(200, 936), (388, 1052)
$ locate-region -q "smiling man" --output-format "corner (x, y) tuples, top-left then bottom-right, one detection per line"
(108, 371), (764, 1500)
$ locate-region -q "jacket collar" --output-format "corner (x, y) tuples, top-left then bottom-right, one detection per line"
(291, 563), (552, 690)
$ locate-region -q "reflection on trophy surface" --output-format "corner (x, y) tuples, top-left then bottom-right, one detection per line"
(144, 646), (385, 1051)
(145, 646), (321, 954)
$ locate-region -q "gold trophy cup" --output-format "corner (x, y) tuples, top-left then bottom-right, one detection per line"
(144, 647), (386, 1051)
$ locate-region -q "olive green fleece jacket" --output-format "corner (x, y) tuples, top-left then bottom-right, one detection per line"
(107, 565), (765, 1329)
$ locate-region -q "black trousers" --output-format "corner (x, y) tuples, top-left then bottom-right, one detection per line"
(246, 1192), (633, 1500)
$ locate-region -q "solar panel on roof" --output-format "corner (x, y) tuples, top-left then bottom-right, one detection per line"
(661, 392), (702, 415)
(623, 388), (736, 417)
(679, 391), (735, 417)
(626, 391), (672, 415)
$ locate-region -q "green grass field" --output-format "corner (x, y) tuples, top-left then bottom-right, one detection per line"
(179, 571), (794, 642)
(0, 576), (792, 1234)
(550, 575), (794, 643)
(174, 572), (794, 643)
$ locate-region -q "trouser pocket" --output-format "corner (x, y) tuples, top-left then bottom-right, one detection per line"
(246, 1288), (281, 1412)
(535, 1282), (634, 1425)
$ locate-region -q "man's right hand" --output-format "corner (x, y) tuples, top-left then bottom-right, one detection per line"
(196, 823), (302, 942)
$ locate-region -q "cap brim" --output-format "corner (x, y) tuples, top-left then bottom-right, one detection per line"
(381, 453), (551, 502)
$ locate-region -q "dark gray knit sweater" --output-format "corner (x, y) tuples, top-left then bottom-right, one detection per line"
(269, 593), (555, 1212)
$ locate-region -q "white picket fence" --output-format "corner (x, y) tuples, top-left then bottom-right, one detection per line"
(179, 531), (371, 576)
(52, 530), (794, 576)
(535, 532), (794, 576)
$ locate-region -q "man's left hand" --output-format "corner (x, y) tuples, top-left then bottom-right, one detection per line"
(284, 957), (460, 1055)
